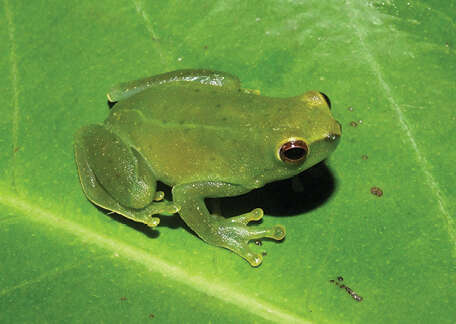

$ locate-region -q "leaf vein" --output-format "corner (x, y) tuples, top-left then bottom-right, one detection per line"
(0, 191), (310, 324)
(0, 263), (85, 298)
(347, 2), (455, 254)
(131, 0), (170, 67)
(4, 0), (19, 192)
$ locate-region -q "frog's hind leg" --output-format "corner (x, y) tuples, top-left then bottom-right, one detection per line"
(74, 124), (178, 227)
(107, 69), (241, 102)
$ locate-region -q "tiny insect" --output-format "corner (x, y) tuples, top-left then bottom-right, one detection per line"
(329, 276), (363, 302)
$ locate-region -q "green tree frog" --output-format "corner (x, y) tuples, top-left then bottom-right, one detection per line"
(74, 69), (341, 266)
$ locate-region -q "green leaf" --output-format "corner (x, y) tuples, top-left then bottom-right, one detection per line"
(1, 0), (454, 323)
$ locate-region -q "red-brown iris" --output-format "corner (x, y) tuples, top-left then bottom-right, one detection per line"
(279, 140), (308, 164)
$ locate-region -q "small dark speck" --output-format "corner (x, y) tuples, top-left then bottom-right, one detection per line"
(14, 146), (20, 153)
(204, 45), (208, 50)
(120, 297), (127, 301)
(350, 121), (358, 127)
(216, 103), (221, 108)
(445, 42), (449, 47)
(370, 186), (383, 197)
(149, 313), (155, 319)
(337, 276), (344, 281)
(329, 279), (335, 283)
(261, 251), (267, 256)
(361, 154), (368, 160)
(255, 240), (262, 246)
(194, 89), (200, 92)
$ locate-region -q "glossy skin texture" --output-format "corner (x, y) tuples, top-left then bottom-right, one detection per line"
(74, 69), (341, 266)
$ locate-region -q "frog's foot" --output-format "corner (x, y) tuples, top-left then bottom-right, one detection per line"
(136, 200), (180, 227)
(215, 208), (286, 267)
(136, 214), (160, 228)
(113, 200), (179, 228)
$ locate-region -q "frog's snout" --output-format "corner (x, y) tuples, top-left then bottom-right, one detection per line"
(326, 120), (341, 146)
(335, 120), (342, 135)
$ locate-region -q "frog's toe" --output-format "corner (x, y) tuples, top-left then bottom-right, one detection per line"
(247, 224), (286, 241)
(222, 240), (263, 267)
(143, 201), (179, 215)
(145, 216), (160, 228)
(163, 203), (180, 214)
(242, 247), (263, 267)
(130, 201), (179, 226)
(230, 208), (264, 225)
(153, 191), (165, 201)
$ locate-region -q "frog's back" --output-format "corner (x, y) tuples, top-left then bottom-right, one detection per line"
(115, 82), (283, 127)
(104, 83), (294, 187)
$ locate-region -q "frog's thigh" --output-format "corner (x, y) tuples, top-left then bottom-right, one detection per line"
(107, 69), (241, 102)
(74, 124), (157, 210)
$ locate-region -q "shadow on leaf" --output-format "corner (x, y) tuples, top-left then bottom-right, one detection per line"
(99, 161), (336, 238)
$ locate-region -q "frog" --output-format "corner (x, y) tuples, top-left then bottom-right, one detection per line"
(74, 69), (341, 266)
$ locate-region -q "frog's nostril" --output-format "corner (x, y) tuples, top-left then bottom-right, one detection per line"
(326, 123), (341, 145)
(319, 92), (331, 110)
(326, 134), (340, 149)
(326, 134), (339, 142)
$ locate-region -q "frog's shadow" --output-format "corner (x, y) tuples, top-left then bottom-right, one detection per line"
(103, 161), (336, 239)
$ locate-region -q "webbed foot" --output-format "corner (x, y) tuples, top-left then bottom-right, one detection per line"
(215, 208), (286, 266)
(135, 200), (180, 227)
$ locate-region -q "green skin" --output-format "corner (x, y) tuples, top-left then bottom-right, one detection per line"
(74, 69), (341, 266)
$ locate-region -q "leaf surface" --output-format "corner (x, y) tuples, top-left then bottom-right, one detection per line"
(1, 0), (454, 322)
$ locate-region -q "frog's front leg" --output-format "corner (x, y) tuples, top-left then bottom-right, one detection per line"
(74, 124), (178, 226)
(107, 69), (241, 102)
(172, 182), (286, 266)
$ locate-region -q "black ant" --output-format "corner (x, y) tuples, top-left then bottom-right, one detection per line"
(329, 276), (363, 302)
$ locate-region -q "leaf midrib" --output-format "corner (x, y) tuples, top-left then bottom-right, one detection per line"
(0, 189), (310, 324)
(346, 1), (455, 253)
(4, 0), (19, 192)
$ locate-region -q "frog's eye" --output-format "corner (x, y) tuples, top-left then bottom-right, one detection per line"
(279, 140), (308, 164)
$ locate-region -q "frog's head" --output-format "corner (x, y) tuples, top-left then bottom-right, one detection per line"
(265, 91), (341, 181)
